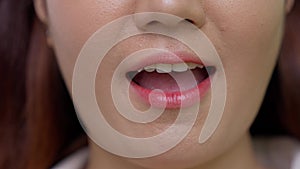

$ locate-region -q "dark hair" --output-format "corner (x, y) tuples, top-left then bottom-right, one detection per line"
(0, 1), (85, 169)
(0, 1), (299, 169)
(250, 2), (300, 138)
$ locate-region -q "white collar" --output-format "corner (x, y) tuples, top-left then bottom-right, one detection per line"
(51, 148), (88, 169)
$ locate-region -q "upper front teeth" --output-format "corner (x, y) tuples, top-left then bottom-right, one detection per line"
(156, 64), (172, 73)
(139, 63), (204, 73)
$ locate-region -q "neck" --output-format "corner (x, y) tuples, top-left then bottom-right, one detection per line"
(86, 133), (266, 169)
(192, 134), (266, 169)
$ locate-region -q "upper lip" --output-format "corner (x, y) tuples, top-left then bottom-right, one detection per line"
(123, 50), (211, 73)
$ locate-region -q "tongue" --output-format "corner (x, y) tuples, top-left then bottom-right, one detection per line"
(133, 68), (208, 92)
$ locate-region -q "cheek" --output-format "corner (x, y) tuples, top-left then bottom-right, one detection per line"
(204, 0), (285, 138)
(205, 0), (284, 58)
(46, 0), (135, 88)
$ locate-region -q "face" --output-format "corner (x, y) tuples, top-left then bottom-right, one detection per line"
(35, 0), (292, 168)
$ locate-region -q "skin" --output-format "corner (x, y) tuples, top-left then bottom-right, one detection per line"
(34, 0), (294, 169)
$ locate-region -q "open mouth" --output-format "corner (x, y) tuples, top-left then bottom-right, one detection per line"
(126, 62), (215, 109)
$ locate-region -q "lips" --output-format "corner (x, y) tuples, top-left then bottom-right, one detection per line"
(125, 51), (215, 109)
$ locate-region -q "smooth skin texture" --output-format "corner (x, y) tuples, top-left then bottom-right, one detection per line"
(34, 1), (294, 169)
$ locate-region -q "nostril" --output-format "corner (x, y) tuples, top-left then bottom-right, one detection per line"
(148, 20), (161, 26)
(134, 13), (185, 30)
(185, 19), (195, 24)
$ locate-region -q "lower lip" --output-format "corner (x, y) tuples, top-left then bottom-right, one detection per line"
(129, 77), (211, 109)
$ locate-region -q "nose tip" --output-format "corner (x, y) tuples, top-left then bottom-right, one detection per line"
(134, 0), (205, 30)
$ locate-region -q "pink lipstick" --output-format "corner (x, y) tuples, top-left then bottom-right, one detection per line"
(126, 51), (215, 109)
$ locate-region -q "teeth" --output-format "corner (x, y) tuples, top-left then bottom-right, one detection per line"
(172, 63), (188, 72)
(144, 65), (156, 72)
(187, 63), (198, 69)
(140, 63), (204, 74)
(156, 64), (172, 73)
(198, 65), (204, 69)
